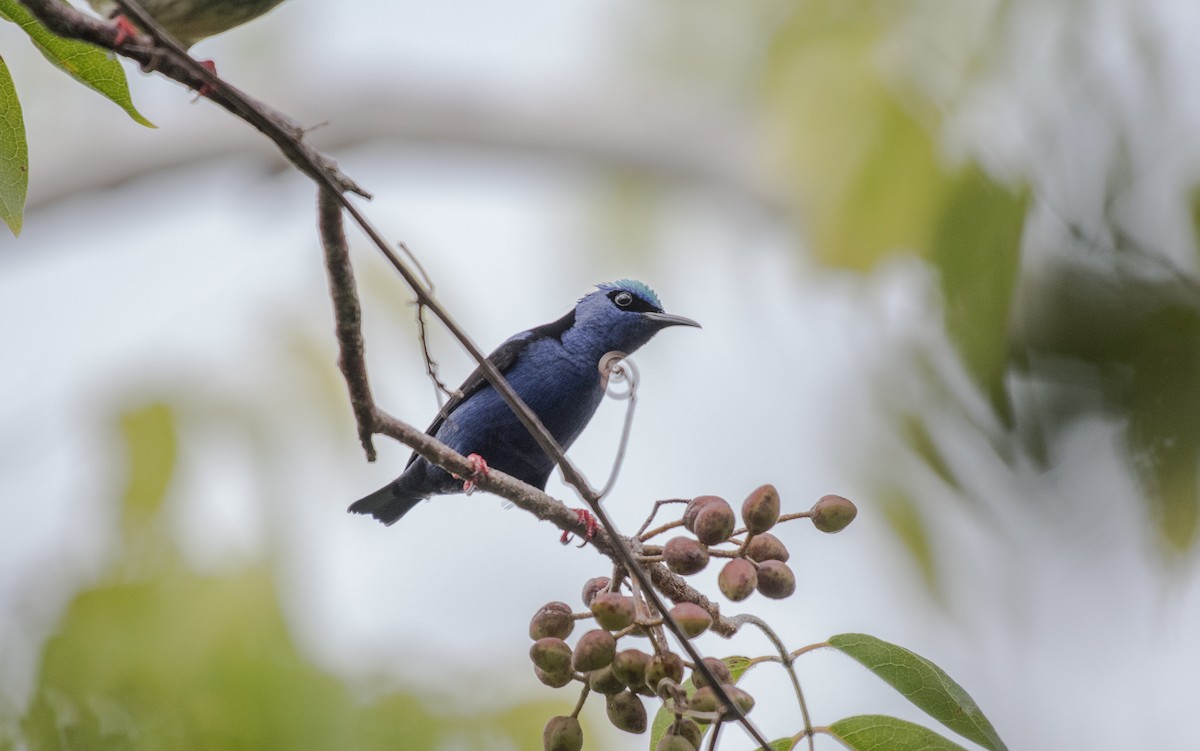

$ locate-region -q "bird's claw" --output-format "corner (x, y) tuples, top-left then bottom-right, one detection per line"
(110, 15), (141, 46)
(454, 453), (489, 494)
(561, 508), (599, 546)
(193, 60), (219, 99)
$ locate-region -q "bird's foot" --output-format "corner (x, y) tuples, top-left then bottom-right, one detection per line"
(193, 60), (219, 99)
(454, 453), (489, 494)
(110, 15), (141, 46)
(561, 508), (600, 546)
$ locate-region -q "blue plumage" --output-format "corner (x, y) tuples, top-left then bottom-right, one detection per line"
(349, 281), (700, 525)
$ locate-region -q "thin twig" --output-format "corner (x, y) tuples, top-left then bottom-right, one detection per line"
(396, 241), (453, 405)
(415, 301), (454, 406)
(635, 500), (690, 539)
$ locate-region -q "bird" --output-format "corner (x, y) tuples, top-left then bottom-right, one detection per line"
(349, 280), (700, 526)
(87, 0), (288, 47)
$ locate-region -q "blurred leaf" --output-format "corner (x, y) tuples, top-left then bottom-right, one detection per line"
(118, 402), (177, 527)
(1011, 260), (1200, 552)
(1190, 187), (1200, 268)
(1125, 303), (1200, 551)
(766, 738), (799, 751)
(350, 693), (442, 751)
(492, 700), (579, 751)
(0, 55), (26, 236)
(827, 715), (970, 751)
(0, 0), (154, 127)
(931, 167), (1028, 423)
(900, 413), (958, 490)
(878, 490), (938, 593)
(764, 1), (947, 270)
(23, 568), (351, 750)
(648, 656), (751, 749)
(828, 633), (1007, 750)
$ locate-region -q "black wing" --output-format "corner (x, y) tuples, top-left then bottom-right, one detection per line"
(404, 308), (576, 468)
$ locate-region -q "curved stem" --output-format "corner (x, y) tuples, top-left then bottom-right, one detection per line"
(570, 684), (590, 719)
(727, 614), (816, 751)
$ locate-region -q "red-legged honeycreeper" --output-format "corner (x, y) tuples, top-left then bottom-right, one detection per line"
(349, 280), (700, 525)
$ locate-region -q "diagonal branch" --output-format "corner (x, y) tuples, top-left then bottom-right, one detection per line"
(17, 0), (369, 200)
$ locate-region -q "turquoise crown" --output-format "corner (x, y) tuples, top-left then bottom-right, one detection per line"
(596, 279), (663, 309)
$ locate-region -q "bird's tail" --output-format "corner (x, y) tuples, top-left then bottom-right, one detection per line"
(348, 477), (426, 526)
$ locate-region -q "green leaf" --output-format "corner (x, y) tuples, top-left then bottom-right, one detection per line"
(930, 166), (1028, 423)
(828, 634), (1007, 751)
(767, 738), (800, 751)
(764, 6), (949, 271)
(877, 489), (938, 595)
(1124, 303), (1200, 552)
(827, 715), (971, 751)
(0, 55), (26, 236)
(648, 656), (752, 750)
(0, 0), (154, 127)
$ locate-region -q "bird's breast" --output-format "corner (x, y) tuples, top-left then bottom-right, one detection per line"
(510, 342), (605, 443)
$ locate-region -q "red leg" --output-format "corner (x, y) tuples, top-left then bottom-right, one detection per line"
(193, 60), (219, 98)
(560, 508), (600, 545)
(110, 15), (140, 46)
(455, 453), (489, 494)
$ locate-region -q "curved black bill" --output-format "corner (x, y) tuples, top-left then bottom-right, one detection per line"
(644, 311), (701, 329)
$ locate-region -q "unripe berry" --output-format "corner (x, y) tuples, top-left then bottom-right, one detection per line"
(589, 665), (626, 695)
(693, 502), (736, 545)
(663, 536), (709, 575)
(669, 718), (703, 749)
(657, 735), (695, 751)
(811, 494), (857, 533)
(572, 629), (617, 672)
(581, 576), (611, 607)
(605, 690), (647, 733)
(688, 686), (718, 714)
(530, 601), (575, 640)
(668, 602), (712, 638)
(543, 715), (583, 751)
(530, 637), (573, 674)
(741, 484), (780, 535)
(692, 684), (755, 721)
(611, 649), (651, 690)
(720, 685), (755, 720)
(691, 657), (732, 689)
(534, 665), (573, 688)
(682, 495), (723, 532)
(745, 532), (789, 563)
(755, 560), (796, 599)
(717, 558), (757, 601)
(645, 652), (684, 693)
(590, 592), (636, 631)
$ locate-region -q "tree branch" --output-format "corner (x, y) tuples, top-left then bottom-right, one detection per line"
(317, 189), (376, 461)
(16, 0), (369, 200)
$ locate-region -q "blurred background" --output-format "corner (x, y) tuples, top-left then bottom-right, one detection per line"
(3, 0), (1200, 748)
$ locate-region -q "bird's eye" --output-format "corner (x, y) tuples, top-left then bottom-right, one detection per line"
(614, 291), (633, 307)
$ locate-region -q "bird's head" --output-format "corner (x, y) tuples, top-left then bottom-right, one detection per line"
(572, 280), (700, 355)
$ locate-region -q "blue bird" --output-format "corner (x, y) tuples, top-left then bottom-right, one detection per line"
(349, 280), (700, 525)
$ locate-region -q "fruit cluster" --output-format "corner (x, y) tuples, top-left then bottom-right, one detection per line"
(531, 577), (746, 751)
(659, 488), (856, 602)
(533, 487), (857, 751)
